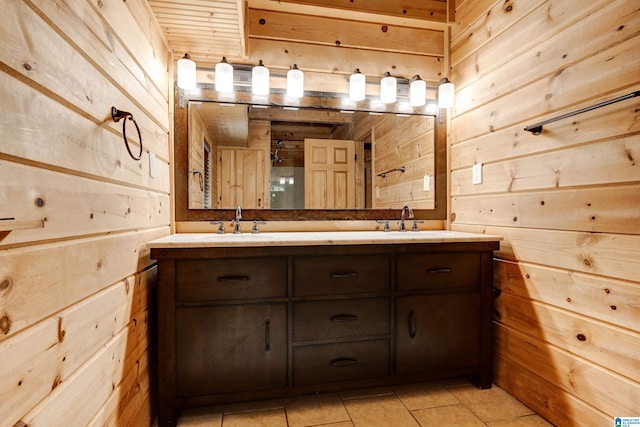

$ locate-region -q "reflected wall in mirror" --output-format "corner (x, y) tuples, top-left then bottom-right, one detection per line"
(188, 102), (436, 211)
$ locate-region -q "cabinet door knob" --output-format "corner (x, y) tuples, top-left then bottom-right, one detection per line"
(264, 319), (271, 352)
(330, 314), (358, 323)
(329, 271), (358, 278)
(329, 357), (358, 367)
(217, 275), (250, 282)
(409, 310), (417, 338)
(427, 268), (452, 274)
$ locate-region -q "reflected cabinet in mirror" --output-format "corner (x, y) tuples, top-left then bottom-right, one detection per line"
(175, 88), (446, 221)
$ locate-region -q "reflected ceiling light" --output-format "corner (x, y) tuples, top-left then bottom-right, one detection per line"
(176, 53), (196, 90)
(380, 72), (397, 104)
(287, 64), (304, 98)
(409, 75), (426, 107)
(438, 77), (455, 109)
(252, 60), (270, 95)
(349, 68), (366, 101)
(215, 57), (234, 93)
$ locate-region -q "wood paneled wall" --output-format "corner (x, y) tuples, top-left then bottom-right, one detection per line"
(0, 0), (171, 425)
(372, 115), (436, 209)
(449, 0), (640, 425)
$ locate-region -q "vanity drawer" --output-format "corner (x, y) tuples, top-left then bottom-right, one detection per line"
(293, 340), (390, 386)
(397, 252), (480, 291)
(293, 255), (390, 296)
(293, 298), (390, 342)
(175, 257), (287, 301)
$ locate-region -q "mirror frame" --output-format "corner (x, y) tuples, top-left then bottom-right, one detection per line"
(174, 85), (447, 222)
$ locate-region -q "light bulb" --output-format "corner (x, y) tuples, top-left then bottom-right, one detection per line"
(287, 64), (304, 98)
(438, 77), (455, 109)
(252, 60), (269, 96)
(380, 72), (397, 104)
(409, 75), (426, 107)
(215, 57), (234, 93)
(349, 68), (366, 101)
(177, 53), (196, 90)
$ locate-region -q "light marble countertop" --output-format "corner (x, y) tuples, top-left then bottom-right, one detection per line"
(147, 230), (502, 248)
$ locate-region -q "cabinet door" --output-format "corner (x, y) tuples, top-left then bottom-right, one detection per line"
(176, 303), (287, 397)
(395, 294), (479, 375)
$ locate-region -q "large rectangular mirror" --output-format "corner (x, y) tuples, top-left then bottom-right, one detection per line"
(175, 87), (447, 222)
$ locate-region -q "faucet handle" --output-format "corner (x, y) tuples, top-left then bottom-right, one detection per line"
(412, 220), (424, 232)
(252, 220), (267, 234)
(377, 219), (390, 232)
(210, 220), (225, 234)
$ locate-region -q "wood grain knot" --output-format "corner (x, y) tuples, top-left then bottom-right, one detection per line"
(576, 333), (587, 341)
(0, 315), (11, 335)
(0, 278), (11, 291)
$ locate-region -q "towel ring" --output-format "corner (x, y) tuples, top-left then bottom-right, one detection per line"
(111, 107), (143, 161)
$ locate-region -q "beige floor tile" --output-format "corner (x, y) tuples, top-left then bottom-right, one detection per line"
(394, 382), (460, 410)
(314, 422), (354, 427)
(178, 406), (223, 427)
(449, 384), (534, 421)
(338, 386), (395, 400)
(285, 394), (350, 427)
(412, 404), (486, 427)
(487, 414), (555, 427)
(344, 394), (420, 427)
(222, 408), (288, 427)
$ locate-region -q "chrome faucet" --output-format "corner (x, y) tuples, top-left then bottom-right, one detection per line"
(399, 205), (414, 232)
(233, 205), (242, 234)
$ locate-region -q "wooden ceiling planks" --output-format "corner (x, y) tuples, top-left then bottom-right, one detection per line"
(147, 0), (452, 69)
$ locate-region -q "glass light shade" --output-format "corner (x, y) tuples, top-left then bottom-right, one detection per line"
(215, 57), (234, 93)
(380, 72), (397, 104)
(287, 64), (304, 98)
(176, 53), (196, 90)
(438, 77), (455, 108)
(349, 68), (366, 101)
(252, 60), (270, 95)
(409, 75), (426, 107)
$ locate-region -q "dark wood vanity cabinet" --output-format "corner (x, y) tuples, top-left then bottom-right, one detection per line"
(152, 240), (499, 426)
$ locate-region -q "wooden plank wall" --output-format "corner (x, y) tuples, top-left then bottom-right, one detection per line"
(0, 0), (171, 425)
(449, 0), (640, 425)
(189, 109), (217, 209)
(372, 115), (436, 209)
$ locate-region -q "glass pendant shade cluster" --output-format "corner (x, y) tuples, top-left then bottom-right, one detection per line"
(176, 53), (196, 90)
(350, 69), (455, 108)
(176, 54), (455, 108)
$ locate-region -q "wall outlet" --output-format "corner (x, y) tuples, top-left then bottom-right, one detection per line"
(149, 151), (157, 178)
(423, 175), (430, 191)
(472, 163), (482, 185)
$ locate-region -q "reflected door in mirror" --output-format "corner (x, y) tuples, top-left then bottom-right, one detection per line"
(304, 139), (356, 209)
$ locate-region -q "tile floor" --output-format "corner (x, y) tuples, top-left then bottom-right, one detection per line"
(177, 379), (555, 427)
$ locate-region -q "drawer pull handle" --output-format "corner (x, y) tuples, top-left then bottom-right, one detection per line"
(409, 310), (417, 338)
(329, 357), (357, 367)
(217, 275), (250, 282)
(330, 314), (358, 323)
(427, 268), (452, 274)
(329, 271), (358, 278)
(265, 319), (271, 352)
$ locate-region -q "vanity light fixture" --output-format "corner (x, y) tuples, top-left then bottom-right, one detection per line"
(380, 72), (397, 104)
(252, 60), (270, 95)
(287, 64), (304, 98)
(438, 77), (455, 109)
(349, 68), (366, 101)
(176, 53), (196, 90)
(409, 75), (427, 107)
(215, 57), (234, 93)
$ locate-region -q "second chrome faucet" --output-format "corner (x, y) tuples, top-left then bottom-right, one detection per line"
(232, 205), (242, 234)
